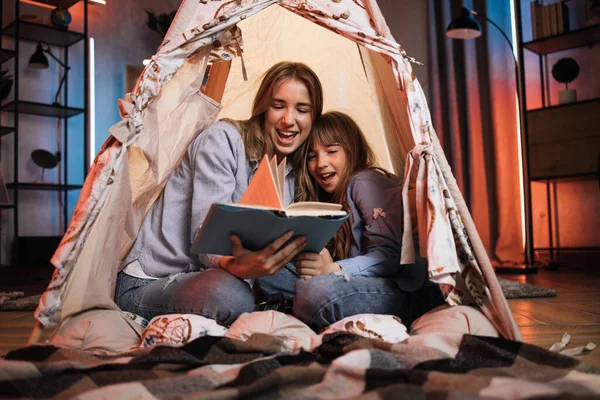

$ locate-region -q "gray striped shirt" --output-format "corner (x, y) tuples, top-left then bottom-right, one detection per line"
(121, 121), (295, 278)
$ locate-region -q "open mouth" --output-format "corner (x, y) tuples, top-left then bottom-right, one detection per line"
(320, 172), (336, 184)
(277, 130), (298, 143)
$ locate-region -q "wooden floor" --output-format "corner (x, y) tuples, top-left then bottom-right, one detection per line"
(502, 267), (600, 367)
(1, 267), (599, 367)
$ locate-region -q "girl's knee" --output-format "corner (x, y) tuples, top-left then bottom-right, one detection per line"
(293, 274), (346, 327)
(160, 269), (255, 324)
(194, 269), (255, 319)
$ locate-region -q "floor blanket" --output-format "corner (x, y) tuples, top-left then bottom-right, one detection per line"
(2, 331), (599, 399)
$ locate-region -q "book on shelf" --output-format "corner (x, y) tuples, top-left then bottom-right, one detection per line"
(191, 154), (349, 256)
(530, 1), (570, 40)
(531, 1), (540, 39)
(542, 3), (551, 37)
(557, 1), (570, 34)
(549, 2), (558, 35)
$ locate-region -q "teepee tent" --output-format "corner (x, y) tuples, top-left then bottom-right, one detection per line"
(31, 0), (521, 343)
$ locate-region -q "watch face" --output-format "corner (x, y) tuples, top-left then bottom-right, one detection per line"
(50, 7), (72, 27)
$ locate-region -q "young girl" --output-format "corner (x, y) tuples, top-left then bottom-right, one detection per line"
(116, 62), (323, 325)
(292, 111), (445, 330)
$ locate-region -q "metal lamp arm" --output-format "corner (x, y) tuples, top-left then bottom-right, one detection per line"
(53, 69), (69, 105)
(41, 44), (71, 106)
(42, 45), (69, 69)
(469, 9), (517, 64)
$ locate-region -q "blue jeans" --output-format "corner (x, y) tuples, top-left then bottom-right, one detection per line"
(254, 262), (299, 299)
(116, 269), (255, 325)
(257, 266), (444, 331)
(292, 274), (445, 330)
(117, 266), (443, 331)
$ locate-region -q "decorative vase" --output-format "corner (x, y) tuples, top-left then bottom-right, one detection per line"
(50, 7), (72, 29)
(558, 89), (577, 104)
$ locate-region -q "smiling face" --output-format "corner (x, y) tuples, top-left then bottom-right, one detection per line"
(307, 140), (348, 194)
(264, 78), (314, 159)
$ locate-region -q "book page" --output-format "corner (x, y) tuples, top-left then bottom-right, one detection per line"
(277, 157), (286, 205)
(269, 156), (284, 206)
(239, 154), (283, 209)
(285, 201), (347, 217)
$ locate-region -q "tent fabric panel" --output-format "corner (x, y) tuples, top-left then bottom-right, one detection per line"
(161, 0), (200, 44)
(218, 5), (395, 171)
(36, 138), (125, 326)
(431, 132), (522, 341)
(38, 55), (222, 326)
(361, 48), (418, 175)
(395, 68), (521, 339)
(57, 147), (134, 323)
(131, 1), (279, 131)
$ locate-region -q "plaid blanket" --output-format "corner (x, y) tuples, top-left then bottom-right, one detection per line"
(1, 333), (599, 399)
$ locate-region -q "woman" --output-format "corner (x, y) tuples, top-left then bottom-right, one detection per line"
(292, 111), (445, 330)
(116, 62), (323, 325)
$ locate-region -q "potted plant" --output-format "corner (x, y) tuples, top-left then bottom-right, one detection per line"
(0, 70), (13, 101)
(146, 10), (177, 38)
(551, 57), (579, 104)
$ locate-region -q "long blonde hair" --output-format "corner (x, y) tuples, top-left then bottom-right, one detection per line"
(224, 61), (323, 172)
(297, 111), (392, 259)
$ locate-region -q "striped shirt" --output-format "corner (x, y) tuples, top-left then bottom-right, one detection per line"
(121, 121), (294, 278)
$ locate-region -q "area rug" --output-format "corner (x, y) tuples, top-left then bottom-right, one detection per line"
(0, 292), (42, 311)
(497, 277), (557, 299)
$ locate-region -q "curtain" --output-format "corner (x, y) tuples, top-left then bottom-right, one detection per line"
(427, 0), (524, 265)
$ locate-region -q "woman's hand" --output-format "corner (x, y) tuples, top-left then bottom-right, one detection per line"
(295, 248), (340, 279)
(219, 231), (306, 279)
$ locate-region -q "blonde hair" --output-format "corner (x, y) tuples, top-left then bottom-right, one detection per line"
(224, 61), (323, 172)
(297, 111), (392, 259)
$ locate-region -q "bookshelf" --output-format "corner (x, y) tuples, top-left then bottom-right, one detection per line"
(0, 0), (89, 266)
(515, 1), (600, 264)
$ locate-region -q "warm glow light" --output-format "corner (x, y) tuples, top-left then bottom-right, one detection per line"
(21, 0), (106, 8)
(19, 0), (54, 9)
(510, 1), (527, 251)
(89, 38), (96, 166)
(142, 59), (151, 66)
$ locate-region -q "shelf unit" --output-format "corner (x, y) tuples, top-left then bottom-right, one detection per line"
(1, 100), (84, 118)
(0, 48), (14, 63)
(514, 3), (600, 265)
(523, 23), (600, 54)
(0, 0), (89, 266)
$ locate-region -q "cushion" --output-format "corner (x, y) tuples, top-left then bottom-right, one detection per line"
(409, 305), (500, 337)
(226, 311), (320, 351)
(139, 314), (228, 347)
(321, 313), (409, 343)
(49, 309), (145, 355)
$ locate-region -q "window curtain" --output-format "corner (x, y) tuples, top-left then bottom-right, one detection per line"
(426, 0), (524, 265)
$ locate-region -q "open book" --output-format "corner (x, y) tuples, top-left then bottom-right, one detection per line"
(191, 154), (348, 256)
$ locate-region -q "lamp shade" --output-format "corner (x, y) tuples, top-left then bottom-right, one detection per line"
(28, 43), (49, 69)
(446, 7), (482, 39)
(31, 149), (59, 169)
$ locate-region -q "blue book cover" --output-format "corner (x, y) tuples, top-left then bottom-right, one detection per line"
(191, 203), (349, 256)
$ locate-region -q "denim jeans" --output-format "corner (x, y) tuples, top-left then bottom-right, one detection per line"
(116, 269), (255, 325)
(117, 265), (444, 331)
(292, 274), (446, 331)
(254, 262), (299, 300)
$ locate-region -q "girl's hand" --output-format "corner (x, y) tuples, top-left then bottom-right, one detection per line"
(295, 248), (340, 279)
(219, 231), (307, 279)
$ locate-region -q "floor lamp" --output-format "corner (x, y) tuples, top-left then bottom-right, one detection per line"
(446, 6), (537, 273)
